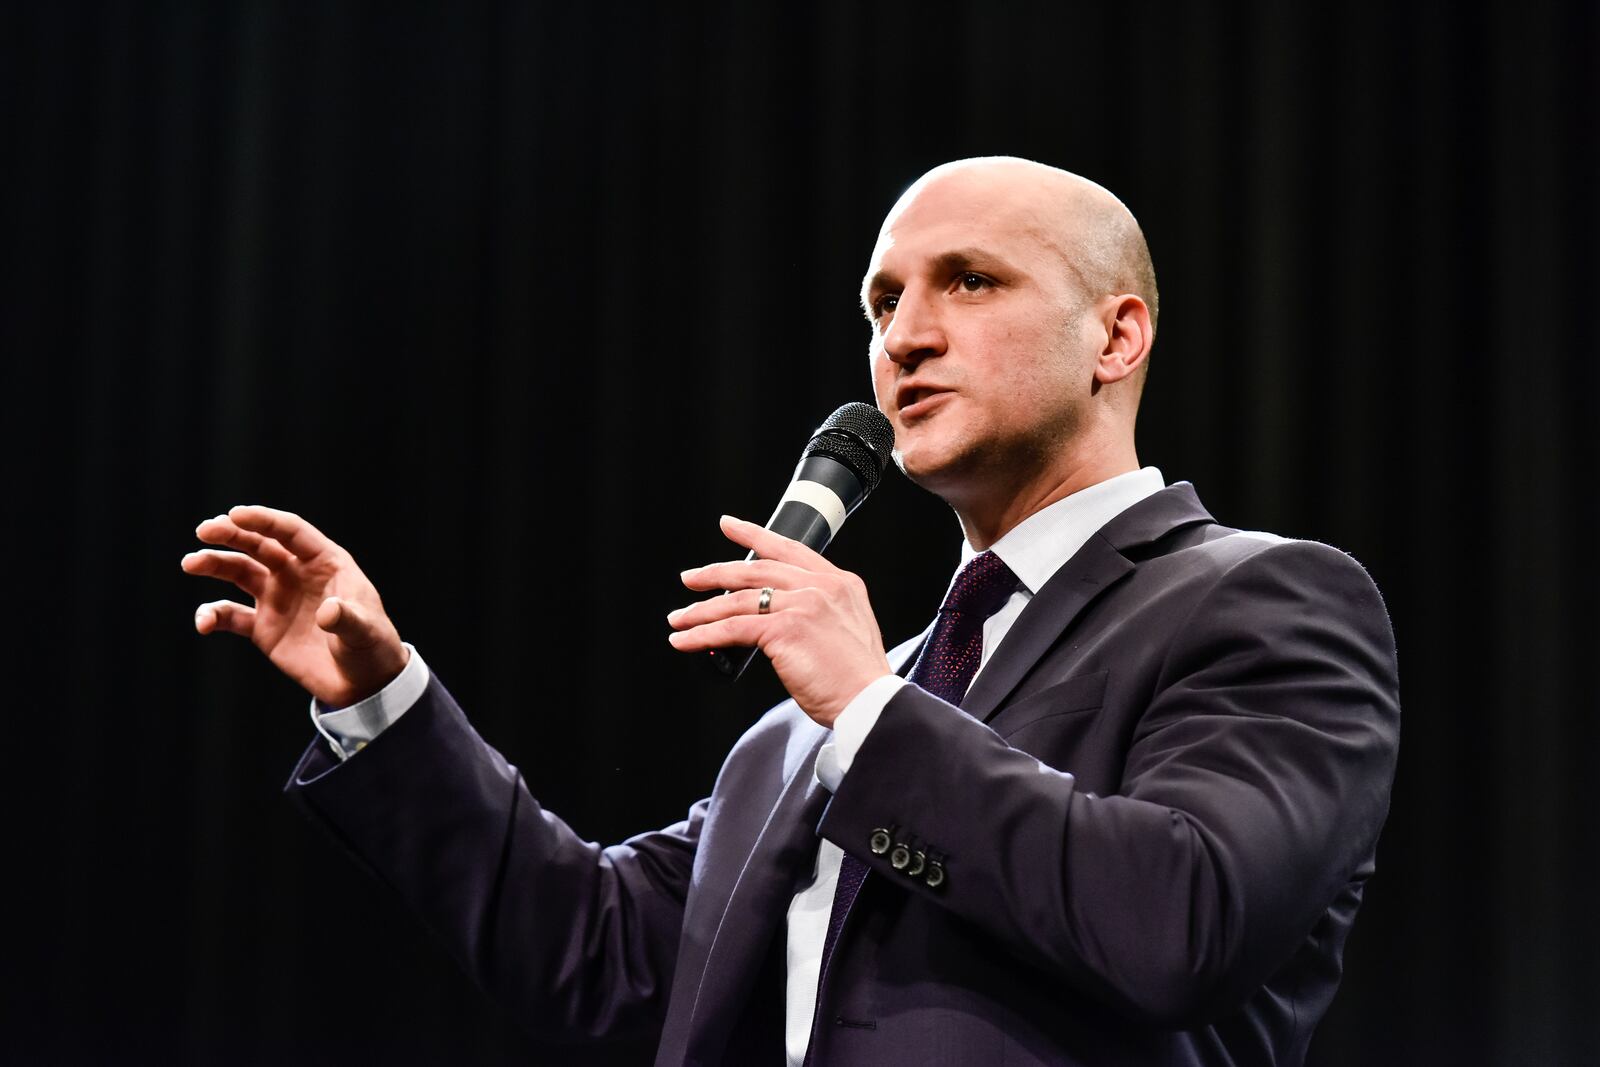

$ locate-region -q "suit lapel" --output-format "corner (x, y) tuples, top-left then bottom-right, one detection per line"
(684, 719), (827, 1052)
(684, 631), (927, 1051)
(961, 534), (1131, 722)
(962, 483), (1215, 723)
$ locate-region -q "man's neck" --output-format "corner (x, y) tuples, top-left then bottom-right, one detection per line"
(954, 443), (1141, 551)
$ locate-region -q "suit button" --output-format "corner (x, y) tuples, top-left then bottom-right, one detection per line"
(924, 861), (945, 889)
(869, 829), (893, 855)
(889, 844), (911, 870)
(905, 849), (926, 877)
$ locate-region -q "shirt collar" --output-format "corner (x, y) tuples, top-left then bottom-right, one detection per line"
(958, 467), (1167, 595)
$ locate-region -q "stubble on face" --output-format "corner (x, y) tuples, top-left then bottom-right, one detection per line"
(888, 298), (1090, 503)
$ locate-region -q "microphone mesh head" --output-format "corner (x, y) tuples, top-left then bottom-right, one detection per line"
(803, 402), (896, 495)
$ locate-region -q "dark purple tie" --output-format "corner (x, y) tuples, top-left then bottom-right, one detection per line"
(815, 550), (1020, 987)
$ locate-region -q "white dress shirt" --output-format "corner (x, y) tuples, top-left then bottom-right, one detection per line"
(313, 467), (1167, 1065)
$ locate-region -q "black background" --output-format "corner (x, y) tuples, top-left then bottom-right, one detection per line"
(3, 2), (1595, 1064)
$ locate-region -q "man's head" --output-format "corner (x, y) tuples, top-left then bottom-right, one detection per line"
(861, 157), (1158, 544)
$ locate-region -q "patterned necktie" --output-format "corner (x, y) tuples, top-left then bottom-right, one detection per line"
(815, 549), (1020, 989)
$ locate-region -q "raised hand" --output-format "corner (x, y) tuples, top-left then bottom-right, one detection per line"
(667, 515), (892, 726)
(182, 506), (407, 708)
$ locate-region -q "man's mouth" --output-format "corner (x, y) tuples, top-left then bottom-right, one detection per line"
(897, 385), (953, 420)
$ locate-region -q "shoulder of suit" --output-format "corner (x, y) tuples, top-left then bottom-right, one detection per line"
(1168, 524), (1383, 594)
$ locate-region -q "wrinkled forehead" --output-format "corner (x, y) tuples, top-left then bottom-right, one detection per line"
(863, 170), (1070, 284)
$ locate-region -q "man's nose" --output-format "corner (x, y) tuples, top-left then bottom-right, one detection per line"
(883, 288), (946, 368)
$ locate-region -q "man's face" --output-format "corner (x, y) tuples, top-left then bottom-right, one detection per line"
(862, 167), (1098, 502)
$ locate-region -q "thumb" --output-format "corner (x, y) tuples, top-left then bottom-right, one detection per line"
(316, 596), (384, 648)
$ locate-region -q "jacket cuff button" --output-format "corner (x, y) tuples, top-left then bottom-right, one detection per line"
(905, 849), (926, 877)
(869, 829), (893, 855)
(924, 861), (945, 889)
(889, 844), (911, 870)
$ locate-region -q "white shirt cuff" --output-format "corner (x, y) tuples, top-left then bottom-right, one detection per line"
(309, 644), (430, 761)
(813, 675), (906, 791)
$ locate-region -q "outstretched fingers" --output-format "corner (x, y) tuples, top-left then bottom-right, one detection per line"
(194, 600), (256, 638)
(195, 514), (295, 571)
(226, 505), (337, 562)
(181, 549), (271, 599)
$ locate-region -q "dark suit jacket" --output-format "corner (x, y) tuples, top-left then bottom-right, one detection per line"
(286, 483), (1400, 1066)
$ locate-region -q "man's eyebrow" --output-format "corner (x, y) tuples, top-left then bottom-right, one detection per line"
(927, 248), (1000, 275)
(860, 247), (1012, 310)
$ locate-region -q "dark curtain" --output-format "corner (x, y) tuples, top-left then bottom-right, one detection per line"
(3, 2), (1594, 1064)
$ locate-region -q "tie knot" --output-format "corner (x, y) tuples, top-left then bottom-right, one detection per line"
(941, 550), (1019, 619)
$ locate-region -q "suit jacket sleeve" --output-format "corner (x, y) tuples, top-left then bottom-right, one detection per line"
(817, 538), (1401, 1026)
(285, 676), (701, 1041)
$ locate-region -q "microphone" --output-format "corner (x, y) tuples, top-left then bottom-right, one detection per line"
(709, 401), (896, 679)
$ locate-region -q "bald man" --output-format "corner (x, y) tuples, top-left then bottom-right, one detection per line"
(185, 158), (1399, 1066)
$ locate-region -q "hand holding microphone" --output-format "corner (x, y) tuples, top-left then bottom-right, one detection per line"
(667, 403), (899, 727)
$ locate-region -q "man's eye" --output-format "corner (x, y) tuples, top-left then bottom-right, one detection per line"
(873, 293), (900, 318)
(958, 272), (989, 292)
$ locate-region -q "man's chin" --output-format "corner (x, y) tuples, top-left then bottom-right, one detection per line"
(892, 446), (979, 497)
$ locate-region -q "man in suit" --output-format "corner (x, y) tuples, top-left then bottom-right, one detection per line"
(183, 157), (1400, 1065)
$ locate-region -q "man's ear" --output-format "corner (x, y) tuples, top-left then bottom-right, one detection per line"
(1094, 295), (1153, 385)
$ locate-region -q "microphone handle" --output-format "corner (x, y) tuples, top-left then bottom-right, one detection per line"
(709, 454), (868, 679)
